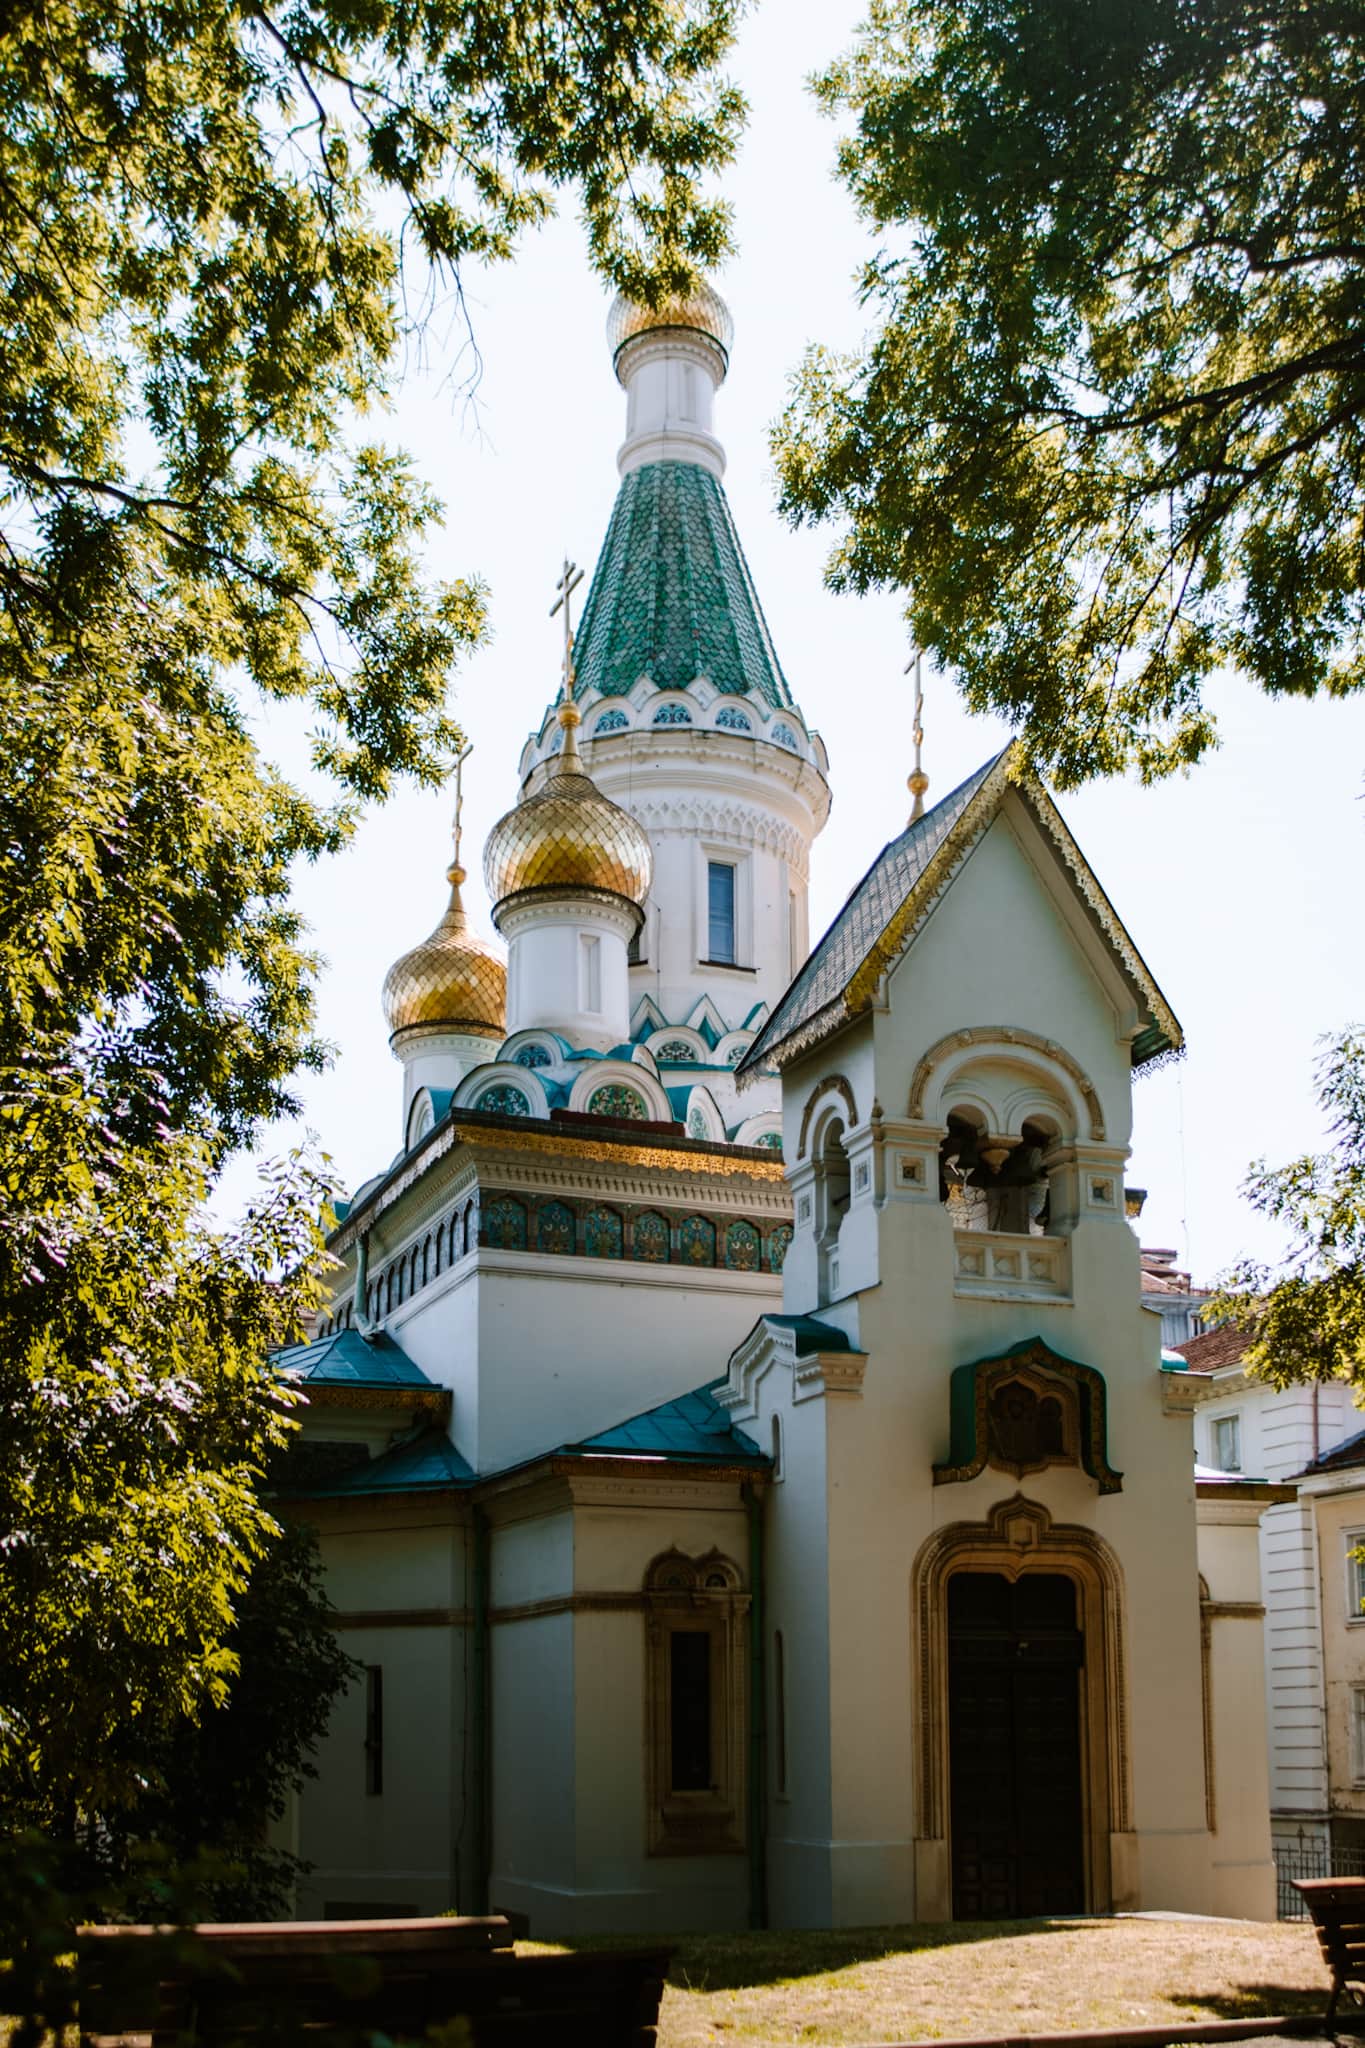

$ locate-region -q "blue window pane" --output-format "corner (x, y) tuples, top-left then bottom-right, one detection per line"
(708, 861), (735, 964)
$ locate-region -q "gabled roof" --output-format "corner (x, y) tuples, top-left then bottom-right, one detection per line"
(304, 1427), (475, 1497)
(571, 460), (794, 710)
(565, 1381), (767, 1466)
(740, 746), (1182, 1076)
(272, 1328), (433, 1390)
(753, 1312), (858, 1357)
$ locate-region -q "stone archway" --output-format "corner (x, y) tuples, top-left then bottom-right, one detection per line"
(912, 1495), (1133, 1920)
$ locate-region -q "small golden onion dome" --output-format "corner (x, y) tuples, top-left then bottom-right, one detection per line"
(382, 864), (507, 1042)
(607, 282), (733, 365)
(483, 704), (653, 919)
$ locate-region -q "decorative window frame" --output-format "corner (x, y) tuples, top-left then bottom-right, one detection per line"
(933, 1335), (1122, 1494)
(643, 1549), (749, 1858)
(1345, 1532), (1365, 1624)
(693, 841), (753, 970)
(454, 1063), (550, 1120)
(567, 1061), (673, 1123)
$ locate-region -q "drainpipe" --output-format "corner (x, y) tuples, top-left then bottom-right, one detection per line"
(469, 1504), (491, 1914)
(744, 1480), (768, 1929)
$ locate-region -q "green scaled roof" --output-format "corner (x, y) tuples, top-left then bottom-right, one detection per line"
(572, 461), (794, 709)
(565, 1380), (767, 1466)
(272, 1328), (433, 1390)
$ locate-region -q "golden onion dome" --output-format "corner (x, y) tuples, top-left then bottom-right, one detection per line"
(607, 281), (733, 367)
(382, 864), (507, 1042)
(484, 703), (653, 919)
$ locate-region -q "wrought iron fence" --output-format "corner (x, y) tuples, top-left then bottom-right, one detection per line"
(1275, 1836), (1365, 1918)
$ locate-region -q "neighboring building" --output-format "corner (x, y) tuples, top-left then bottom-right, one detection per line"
(1175, 1328), (1363, 1860)
(1138, 1240), (1208, 1348)
(272, 284), (1287, 1932)
(1291, 1432), (1365, 1866)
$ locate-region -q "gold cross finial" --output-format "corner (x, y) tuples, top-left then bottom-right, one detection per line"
(447, 741), (472, 890)
(550, 557), (585, 704)
(904, 632), (929, 824)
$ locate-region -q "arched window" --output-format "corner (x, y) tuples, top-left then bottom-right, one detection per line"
(814, 1115), (851, 1304)
(643, 1550), (747, 1856)
(770, 1413), (784, 1481)
(588, 1083), (648, 1121)
(939, 1111), (1054, 1235)
(477, 1083), (531, 1118)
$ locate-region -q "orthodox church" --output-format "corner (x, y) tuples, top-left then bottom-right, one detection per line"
(276, 285), (1284, 1931)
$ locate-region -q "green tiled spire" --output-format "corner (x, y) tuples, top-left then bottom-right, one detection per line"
(572, 461), (795, 709)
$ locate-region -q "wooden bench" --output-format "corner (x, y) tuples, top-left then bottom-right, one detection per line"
(1293, 1876), (1365, 2022)
(77, 1914), (671, 2048)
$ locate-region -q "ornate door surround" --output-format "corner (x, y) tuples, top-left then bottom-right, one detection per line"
(912, 1495), (1132, 1920)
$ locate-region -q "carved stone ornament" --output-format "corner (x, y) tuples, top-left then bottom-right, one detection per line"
(933, 1336), (1123, 1494)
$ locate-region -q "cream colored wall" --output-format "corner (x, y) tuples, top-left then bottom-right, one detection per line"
(488, 1485), (753, 1934)
(1312, 1488), (1365, 1821)
(756, 793), (1276, 1925)
(1196, 1508), (1279, 1919)
(291, 1507), (471, 1917)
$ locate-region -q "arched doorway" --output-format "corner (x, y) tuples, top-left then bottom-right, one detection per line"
(912, 1496), (1132, 1921)
(947, 1571), (1085, 1917)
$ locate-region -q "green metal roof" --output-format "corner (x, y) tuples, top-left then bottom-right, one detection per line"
(272, 1328), (434, 1391)
(572, 461), (794, 709)
(305, 1427), (475, 1496)
(757, 1313), (860, 1357)
(566, 1381), (767, 1466)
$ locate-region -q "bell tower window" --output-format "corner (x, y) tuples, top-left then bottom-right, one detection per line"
(940, 1113), (1053, 1235)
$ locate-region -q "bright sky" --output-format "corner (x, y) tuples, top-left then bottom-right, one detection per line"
(222, 0), (1364, 1287)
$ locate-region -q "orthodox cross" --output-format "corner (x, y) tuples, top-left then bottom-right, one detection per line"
(904, 632), (929, 823)
(451, 741), (472, 873)
(550, 557), (585, 701)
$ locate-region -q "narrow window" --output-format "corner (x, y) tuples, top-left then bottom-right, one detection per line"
(1353, 1686), (1365, 1784)
(670, 1630), (712, 1791)
(774, 1629), (787, 1797)
(580, 934), (602, 1013)
(1347, 1534), (1365, 1620)
(628, 917), (645, 966)
(707, 862), (736, 965)
(788, 890), (800, 977)
(771, 1412), (784, 1482)
(364, 1665), (384, 1796)
(1211, 1414), (1241, 1472)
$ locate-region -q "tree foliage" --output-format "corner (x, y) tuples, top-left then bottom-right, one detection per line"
(1208, 1031), (1365, 1388)
(775, 0), (1365, 783)
(0, 0), (741, 1853)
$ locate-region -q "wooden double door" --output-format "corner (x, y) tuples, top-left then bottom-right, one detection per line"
(947, 1570), (1086, 1919)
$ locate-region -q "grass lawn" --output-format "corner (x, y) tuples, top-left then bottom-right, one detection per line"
(525, 1917), (1331, 2048)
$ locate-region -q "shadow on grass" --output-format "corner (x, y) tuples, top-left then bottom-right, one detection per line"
(1161, 1984), (1337, 2024)
(537, 1917), (1095, 1991)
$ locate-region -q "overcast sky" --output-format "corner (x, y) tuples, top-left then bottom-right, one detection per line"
(220, 0), (1363, 1288)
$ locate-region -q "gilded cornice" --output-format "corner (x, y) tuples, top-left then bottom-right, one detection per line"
(329, 1112), (785, 1254)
